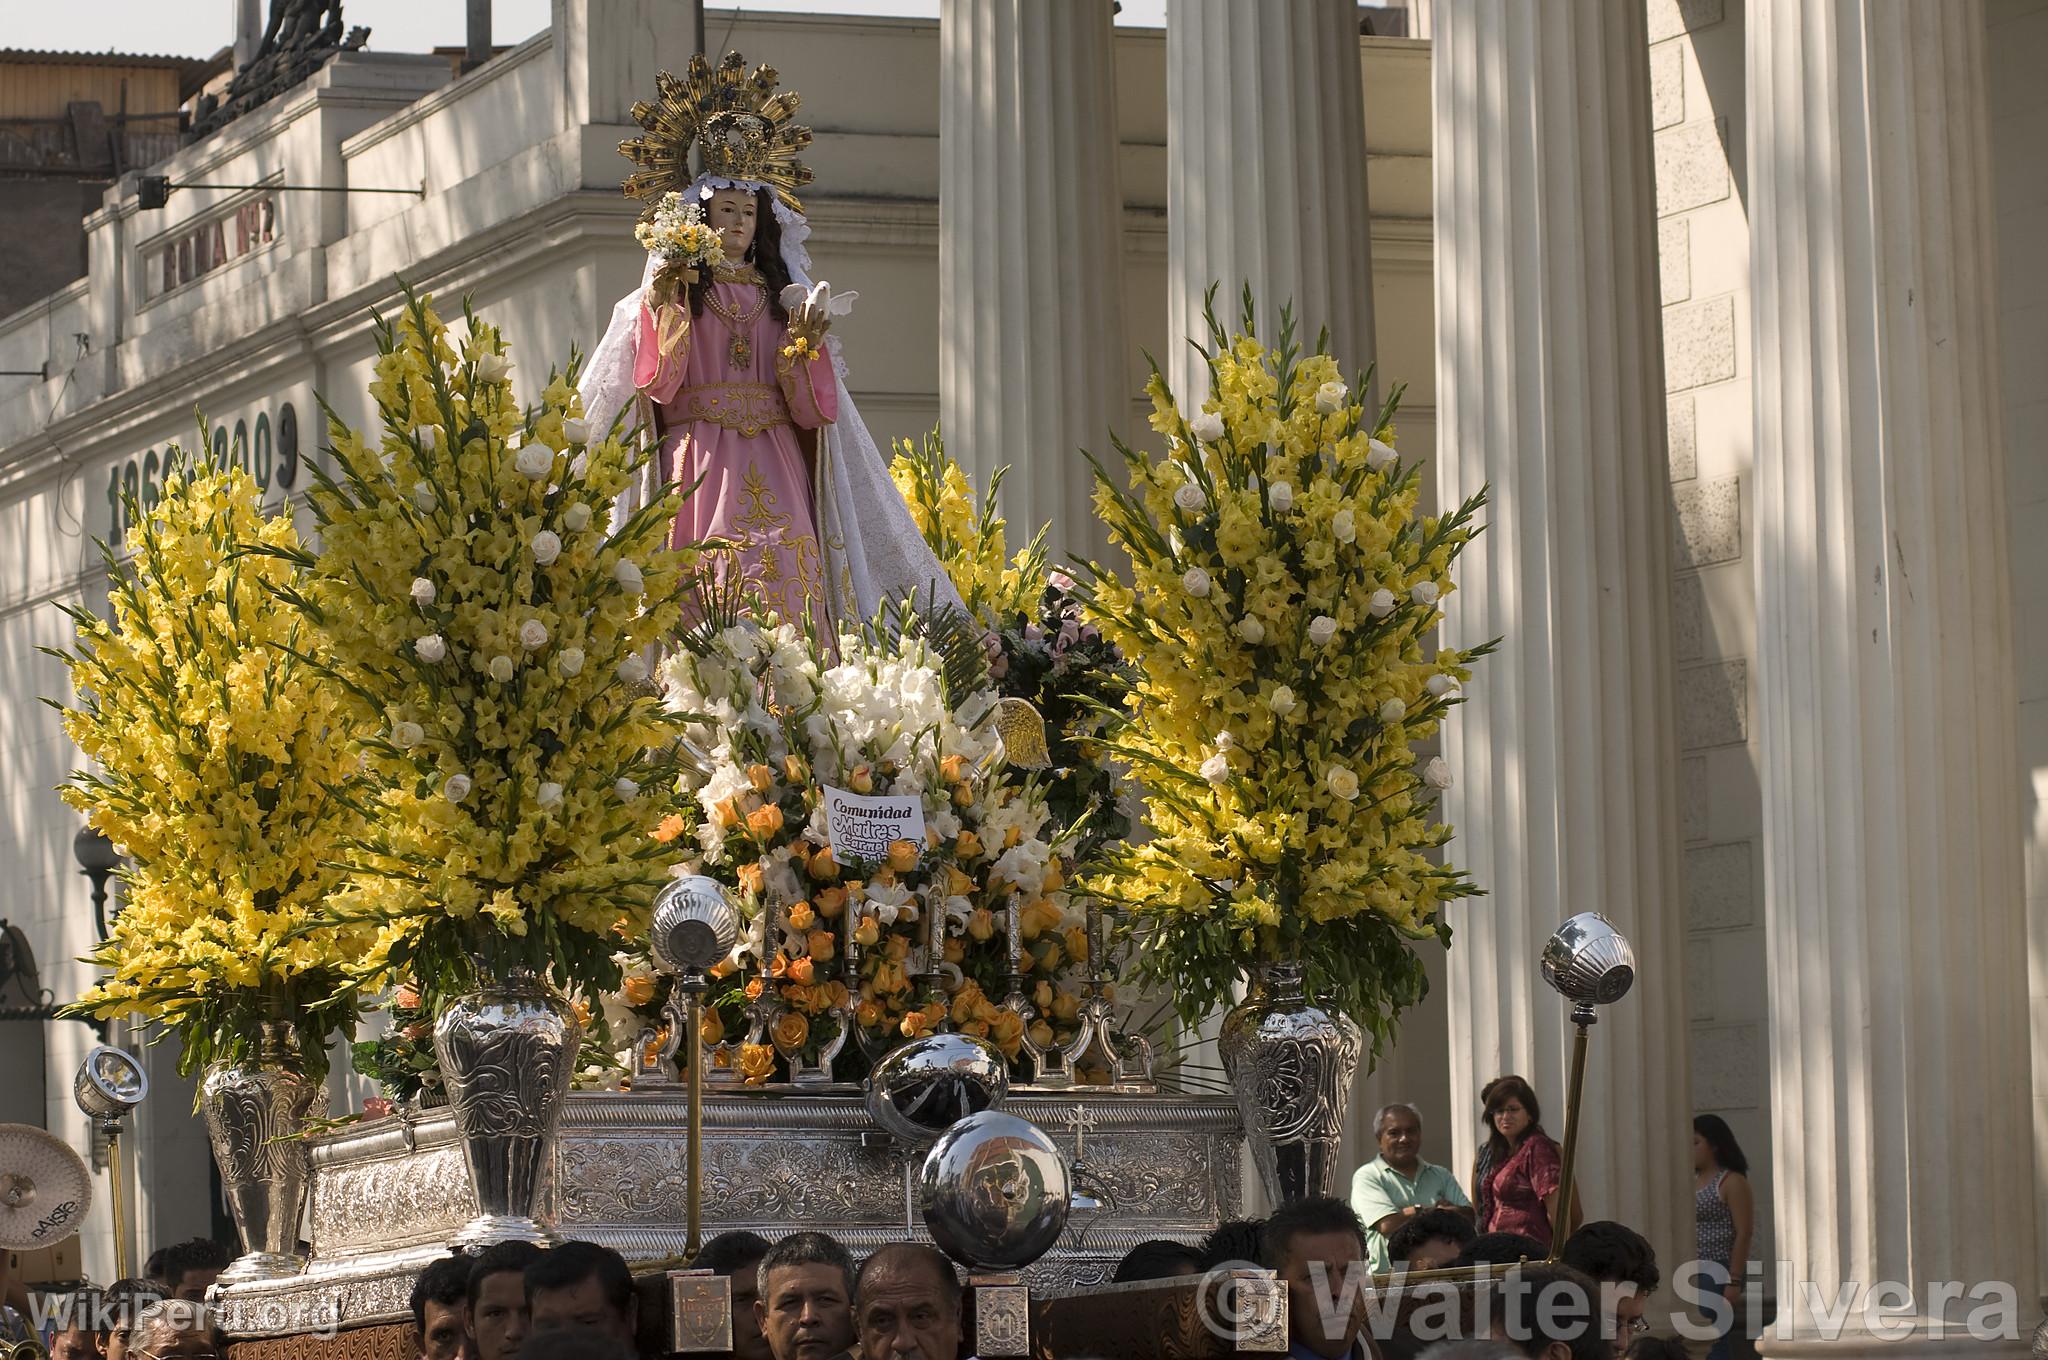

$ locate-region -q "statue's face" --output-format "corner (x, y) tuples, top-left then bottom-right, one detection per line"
(706, 188), (758, 261)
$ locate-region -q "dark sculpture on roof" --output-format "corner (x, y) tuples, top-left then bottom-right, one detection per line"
(189, 0), (369, 137)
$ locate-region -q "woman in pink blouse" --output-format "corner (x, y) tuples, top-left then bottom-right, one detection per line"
(1470, 1074), (1567, 1251)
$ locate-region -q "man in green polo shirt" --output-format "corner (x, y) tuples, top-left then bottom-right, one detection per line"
(1348, 1102), (1474, 1272)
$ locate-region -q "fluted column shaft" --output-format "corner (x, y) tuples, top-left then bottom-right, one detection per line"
(939, 0), (1126, 560)
(1431, 0), (1693, 1280)
(1164, 0), (1375, 406)
(1749, 1), (2036, 1348)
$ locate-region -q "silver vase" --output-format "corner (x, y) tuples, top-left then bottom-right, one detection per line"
(434, 968), (580, 1249)
(201, 1024), (328, 1285)
(1217, 961), (1362, 1205)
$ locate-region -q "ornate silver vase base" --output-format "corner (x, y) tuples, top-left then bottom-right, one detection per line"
(217, 1250), (306, 1286)
(451, 1213), (560, 1251)
(1218, 961), (1363, 1205)
(201, 1024), (326, 1287)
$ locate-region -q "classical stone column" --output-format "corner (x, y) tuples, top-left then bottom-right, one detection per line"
(1164, 0), (1375, 408)
(1430, 0), (1694, 1279)
(1749, 1), (2037, 1349)
(939, 0), (1126, 560)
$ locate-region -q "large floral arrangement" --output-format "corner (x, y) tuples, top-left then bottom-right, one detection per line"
(52, 453), (367, 1079)
(1076, 295), (1492, 1050)
(655, 600), (1087, 1082)
(277, 290), (690, 1007)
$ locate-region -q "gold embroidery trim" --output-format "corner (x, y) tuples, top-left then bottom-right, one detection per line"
(676, 382), (790, 436)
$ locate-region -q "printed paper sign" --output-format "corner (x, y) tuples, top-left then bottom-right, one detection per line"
(822, 785), (926, 865)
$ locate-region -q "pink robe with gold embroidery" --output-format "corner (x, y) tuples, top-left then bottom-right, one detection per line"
(636, 276), (838, 627)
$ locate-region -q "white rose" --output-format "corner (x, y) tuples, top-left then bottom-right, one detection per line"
(1380, 698), (1407, 724)
(561, 416), (590, 444)
(1326, 765), (1360, 800)
(618, 654), (651, 685)
(1234, 615), (1265, 645)
(1332, 508), (1357, 545)
(614, 560), (645, 594)
(536, 782), (564, 809)
(1174, 482), (1207, 514)
(1188, 410), (1226, 443)
(1315, 380), (1348, 414)
(558, 647), (586, 678)
(515, 445), (553, 480)
(412, 424), (441, 451)
(1367, 437), (1399, 471)
(518, 619), (549, 651)
(1269, 685), (1298, 717)
(476, 352), (512, 382)
(1307, 615), (1338, 647)
(1200, 752), (1232, 784)
(487, 654), (514, 683)
(1181, 567), (1212, 599)
(1269, 481), (1295, 513)
(1422, 755), (1454, 790)
(1367, 589), (1397, 619)
(1411, 581), (1440, 607)
(391, 720), (424, 749)
(410, 577), (437, 607)
(1215, 730), (1237, 750)
(412, 483), (438, 513)
(443, 773), (473, 803)
(530, 530), (562, 566)
(563, 502), (593, 532)
(614, 777), (641, 801)
(415, 633), (447, 663)
(1427, 673), (1458, 698)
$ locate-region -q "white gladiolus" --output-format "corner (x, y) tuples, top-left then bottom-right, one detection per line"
(515, 445), (553, 480)
(530, 530), (562, 566)
(1235, 615), (1265, 645)
(1315, 380), (1348, 414)
(1269, 481), (1295, 513)
(1332, 508), (1357, 545)
(1269, 685), (1298, 717)
(1326, 765), (1361, 800)
(391, 721), (424, 749)
(476, 352), (512, 382)
(561, 416), (590, 444)
(614, 777), (641, 801)
(614, 560), (645, 594)
(1422, 756), (1454, 790)
(618, 654), (651, 685)
(1427, 673), (1458, 698)
(563, 502), (593, 532)
(1367, 437), (1398, 471)
(412, 483), (438, 513)
(487, 654), (514, 683)
(519, 619), (549, 651)
(1188, 410), (1226, 443)
(1380, 698), (1407, 724)
(1182, 567), (1212, 598)
(412, 424), (440, 451)
(558, 647), (586, 677)
(1201, 752), (1232, 784)
(1174, 482), (1207, 514)
(1367, 589), (1397, 619)
(1411, 581), (1440, 607)
(536, 782), (564, 808)
(415, 634), (447, 663)
(1307, 615), (1339, 647)
(443, 773), (473, 803)
(410, 577), (436, 607)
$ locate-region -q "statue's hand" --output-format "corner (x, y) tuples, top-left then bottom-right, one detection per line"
(788, 299), (832, 350)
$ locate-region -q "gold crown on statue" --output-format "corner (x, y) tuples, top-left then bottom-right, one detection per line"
(619, 50), (815, 218)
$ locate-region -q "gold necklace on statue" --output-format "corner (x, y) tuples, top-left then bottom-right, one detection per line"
(704, 277), (767, 368)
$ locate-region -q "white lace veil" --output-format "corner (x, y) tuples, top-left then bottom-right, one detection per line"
(580, 176), (961, 629)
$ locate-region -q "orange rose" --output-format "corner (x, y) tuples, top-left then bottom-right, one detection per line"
(746, 803), (785, 840)
(1038, 940), (1064, 971)
(784, 753), (809, 784)
(747, 763), (777, 794)
(771, 1010), (810, 1052)
(940, 753), (967, 783)
(653, 813), (687, 844)
(1063, 925), (1090, 964)
(621, 974), (656, 1006)
(899, 1010), (933, 1039)
(714, 796), (744, 829)
(1033, 980), (1054, 1010)
(709, 958), (736, 979)
(713, 1047), (733, 1069)
(808, 845), (840, 881)
(962, 1019), (990, 1038)
(1052, 991), (1081, 1023)
(815, 885), (847, 917)
(955, 830), (983, 861)
(738, 862), (764, 895)
(1004, 824), (1023, 849)
(966, 907), (995, 941)
(699, 1009), (725, 1045)
(1027, 1019), (1055, 1050)
(393, 982), (421, 1010)
(884, 935), (910, 962)
(952, 783), (974, 808)
(786, 956), (816, 986)
(856, 999), (884, 1029)
(887, 839), (921, 873)
(744, 977), (765, 1001)
(943, 937), (965, 964)
(991, 1010), (1025, 1056)
(807, 929), (837, 963)
(738, 1043), (776, 1085)
(849, 765), (874, 794)
(787, 900), (817, 931)
(947, 866), (976, 896)
(854, 915), (881, 947)
(827, 981), (851, 1008)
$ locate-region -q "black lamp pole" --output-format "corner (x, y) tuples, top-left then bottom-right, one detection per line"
(73, 825), (123, 942)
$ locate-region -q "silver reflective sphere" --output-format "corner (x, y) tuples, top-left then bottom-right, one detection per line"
(1541, 911), (1637, 1006)
(864, 1032), (1010, 1146)
(919, 1110), (1071, 1270)
(650, 875), (740, 975)
(72, 1046), (148, 1122)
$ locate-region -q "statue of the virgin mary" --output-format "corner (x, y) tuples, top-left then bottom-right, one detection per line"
(579, 52), (959, 630)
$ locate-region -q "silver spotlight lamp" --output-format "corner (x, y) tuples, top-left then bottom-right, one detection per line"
(72, 1045), (147, 1279)
(646, 875), (738, 1267)
(1539, 911), (1636, 1261)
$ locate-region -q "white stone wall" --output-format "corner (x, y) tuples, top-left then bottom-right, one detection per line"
(1648, 0), (1775, 1272)
(1987, 0), (2048, 1302)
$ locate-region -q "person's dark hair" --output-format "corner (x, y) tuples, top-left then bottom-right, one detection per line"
(1111, 1239), (1206, 1283)
(411, 1253), (473, 1332)
(694, 1229), (772, 1280)
(1693, 1114), (1749, 1176)
(1479, 1075), (1544, 1167)
(1198, 1218), (1267, 1270)
(1451, 1232), (1546, 1268)
(1387, 1209), (1478, 1265)
(101, 1279), (163, 1339)
(1559, 1221), (1659, 1294)
(687, 186), (793, 326)
(152, 1238), (230, 1290)
(855, 1243), (961, 1313)
(759, 1231), (855, 1302)
(1259, 1196), (1368, 1272)
(526, 1242), (635, 1319)
(141, 1248), (171, 1285)
(510, 1329), (634, 1360)
(1486, 1263), (1607, 1360)
(1626, 1338), (1690, 1360)
(467, 1241), (546, 1309)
